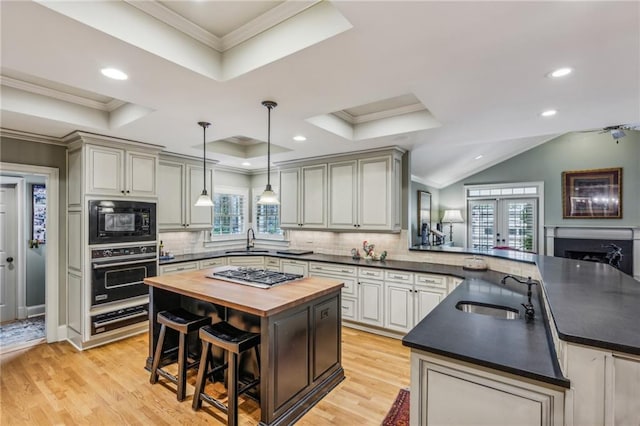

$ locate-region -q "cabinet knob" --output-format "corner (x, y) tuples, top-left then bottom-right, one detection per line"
(353, 224), (357, 227)
(185, 224), (189, 227)
(121, 190), (125, 194)
(126, 190), (130, 194)
(6, 257), (13, 263)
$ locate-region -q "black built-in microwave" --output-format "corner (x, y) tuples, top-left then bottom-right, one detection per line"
(88, 200), (156, 245)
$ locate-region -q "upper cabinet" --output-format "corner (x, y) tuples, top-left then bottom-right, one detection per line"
(279, 147), (403, 232)
(280, 165), (327, 228)
(158, 155), (214, 231)
(66, 133), (162, 209)
(86, 145), (157, 197)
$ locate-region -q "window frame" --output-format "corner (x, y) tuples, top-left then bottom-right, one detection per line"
(252, 186), (285, 240)
(210, 185), (248, 241)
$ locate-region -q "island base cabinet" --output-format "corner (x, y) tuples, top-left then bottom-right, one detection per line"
(410, 350), (565, 426)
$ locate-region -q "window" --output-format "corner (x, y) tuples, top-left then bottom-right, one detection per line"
(212, 187), (247, 237)
(466, 182), (543, 253)
(253, 186), (283, 238)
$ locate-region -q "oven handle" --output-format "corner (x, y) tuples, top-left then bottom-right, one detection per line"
(92, 258), (156, 269)
(93, 310), (148, 327)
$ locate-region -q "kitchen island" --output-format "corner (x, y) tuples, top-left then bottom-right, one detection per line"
(144, 269), (344, 426)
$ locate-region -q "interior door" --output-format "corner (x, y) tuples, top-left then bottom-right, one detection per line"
(0, 184), (18, 322)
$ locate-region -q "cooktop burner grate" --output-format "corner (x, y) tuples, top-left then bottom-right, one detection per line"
(208, 266), (303, 288)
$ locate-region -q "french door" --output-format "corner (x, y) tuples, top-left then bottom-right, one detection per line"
(468, 198), (537, 253)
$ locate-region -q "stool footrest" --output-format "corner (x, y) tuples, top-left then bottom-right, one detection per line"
(156, 368), (178, 385)
(200, 393), (229, 414)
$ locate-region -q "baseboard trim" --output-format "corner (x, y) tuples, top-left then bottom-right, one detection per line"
(27, 305), (45, 318)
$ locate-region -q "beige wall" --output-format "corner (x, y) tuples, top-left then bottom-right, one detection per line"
(0, 136), (67, 326)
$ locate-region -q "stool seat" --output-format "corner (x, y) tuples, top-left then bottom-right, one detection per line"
(192, 321), (261, 426)
(150, 308), (211, 402)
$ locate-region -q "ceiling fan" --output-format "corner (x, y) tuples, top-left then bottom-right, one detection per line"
(579, 123), (640, 143)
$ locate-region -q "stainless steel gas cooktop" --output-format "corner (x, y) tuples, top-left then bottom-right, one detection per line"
(207, 266), (303, 289)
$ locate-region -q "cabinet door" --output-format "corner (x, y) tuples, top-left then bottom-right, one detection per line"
(158, 161), (185, 229)
(186, 164), (213, 229)
(126, 151), (156, 196)
(86, 145), (124, 196)
(385, 282), (414, 333)
(281, 260), (308, 277)
(328, 161), (357, 229)
(280, 168), (300, 227)
(415, 285), (445, 323)
(358, 279), (383, 326)
(301, 165), (327, 227)
(359, 156), (391, 230)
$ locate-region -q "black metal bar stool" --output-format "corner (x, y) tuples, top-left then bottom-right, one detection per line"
(149, 308), (211, 401)
(192, 321), (261, 426)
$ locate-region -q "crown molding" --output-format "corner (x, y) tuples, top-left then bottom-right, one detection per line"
(63, 131), (165, 152)
(1, 76), (117, 111)
(335, 103), (426, 125)
(222, 0), (320, 51)
(125, 0), (222, 51)
(126, 0), (320, 53)
(0, 128), (66, 146)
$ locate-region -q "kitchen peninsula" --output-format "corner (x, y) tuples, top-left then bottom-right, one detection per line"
(144, 270), (344, 426)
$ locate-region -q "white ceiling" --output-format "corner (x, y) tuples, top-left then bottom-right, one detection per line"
(1, 1), (638, 188)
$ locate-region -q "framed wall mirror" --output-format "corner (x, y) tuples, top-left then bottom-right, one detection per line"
(417, 190), (431, 245)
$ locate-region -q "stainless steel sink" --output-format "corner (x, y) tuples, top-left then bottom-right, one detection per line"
(224, 249), (269, 254)
(456, 301), (519, 320)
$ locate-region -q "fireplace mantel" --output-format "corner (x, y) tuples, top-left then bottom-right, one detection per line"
(545, 226), (640, 280)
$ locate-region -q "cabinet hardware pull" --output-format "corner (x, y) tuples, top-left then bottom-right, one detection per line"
(126, 190), (130, 194)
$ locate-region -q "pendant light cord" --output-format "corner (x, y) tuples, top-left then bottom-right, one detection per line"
(261, 101), (277, 190)
(197, 121), (211, 194)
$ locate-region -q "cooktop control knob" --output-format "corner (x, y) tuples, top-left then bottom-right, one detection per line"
(103, 249), (113, 257)
(140, 246), (147, 253)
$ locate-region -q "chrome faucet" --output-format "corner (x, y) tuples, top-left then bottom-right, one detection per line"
(501, 275), (538, 320)
(246, 227), (256, 250)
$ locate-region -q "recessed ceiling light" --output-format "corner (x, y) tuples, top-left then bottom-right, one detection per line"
(293, 135), (307, 142)
(541, 109), (557, 117)
(548, 67), (573, 78)
(241, 161), (251, 166)
(474, 155), (483, 160)
(101, 67), (128, 80)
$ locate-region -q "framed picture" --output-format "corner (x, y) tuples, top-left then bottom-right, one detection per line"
(32, 183), (47, 243)
(562, 168), (622, 219)
(417, 190), (431, 244)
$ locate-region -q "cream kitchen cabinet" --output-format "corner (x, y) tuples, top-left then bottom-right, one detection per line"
(280, 259), (308, 277)
(158, 157), (214, 231)
(227, 256), (264, 268)
(85, 144), (157, 197)
(328, 153), (402, 231)
(309, 262), (358, 321)
(265, 257), (280, 271)
(279, 165), (327, 228)
(159, 261), (198, 275)
(357, 267), (384, 327)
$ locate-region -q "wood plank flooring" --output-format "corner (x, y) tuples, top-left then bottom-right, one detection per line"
(0, 327), (410, 425)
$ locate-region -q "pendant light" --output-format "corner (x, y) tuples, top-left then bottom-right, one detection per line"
(194, 121), (214, 207)
(258, 100), (280, 205)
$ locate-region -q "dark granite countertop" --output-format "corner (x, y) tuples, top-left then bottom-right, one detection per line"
(159, 246), (640, 385)
(402, 275), (569, 388)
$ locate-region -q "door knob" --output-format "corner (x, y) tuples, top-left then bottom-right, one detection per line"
(6, 257), (13, 263)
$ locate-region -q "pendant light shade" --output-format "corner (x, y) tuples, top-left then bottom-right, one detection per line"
(258, 100), (280, 205)
(194, 121), (214, 207)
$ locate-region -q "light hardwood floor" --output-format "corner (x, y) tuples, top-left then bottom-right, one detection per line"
(1, 327), (410, 425)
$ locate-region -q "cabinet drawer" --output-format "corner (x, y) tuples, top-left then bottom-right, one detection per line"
(265, 257), (281, 268)
(160, 262), (198, 275)
(309, 262), (356, 276)
(199, 258), (227, 269)
(228, 256), (264, 267)
(341, 297), (357, 320)
(416, 273), (446, 289)
(359, 267), (383, 280)
(385, 270), (414, 284)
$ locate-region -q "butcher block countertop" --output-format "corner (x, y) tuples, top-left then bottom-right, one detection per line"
(144, 270), (344, 317)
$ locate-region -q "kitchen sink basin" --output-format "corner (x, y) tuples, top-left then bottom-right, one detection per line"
(456, 301), (519, 320)
(224, 249), (269, 254)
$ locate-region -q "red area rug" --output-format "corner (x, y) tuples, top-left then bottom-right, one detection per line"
(382, 388), (410, 426)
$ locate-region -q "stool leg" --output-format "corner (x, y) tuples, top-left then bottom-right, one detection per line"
(150, 324), (166, 384)
(228, 350), (239, 426)
(192, 341), (211, 411)
(177, 330), (188, 401)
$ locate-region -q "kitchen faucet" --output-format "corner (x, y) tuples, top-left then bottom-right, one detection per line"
(246, 227), (256, 250)
(501, 275), (538, 320)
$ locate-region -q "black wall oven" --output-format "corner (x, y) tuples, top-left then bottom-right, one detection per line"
(89, 200), (156, 245)
(91, 244), (157, 307)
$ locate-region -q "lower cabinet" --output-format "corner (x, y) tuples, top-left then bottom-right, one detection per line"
(385, 273), (447, 333)
(159, 262), (198, 275)
(281, 259), (309, 277)
(358, 279), (384, 327)
(310, 262), (358, 321)
(411, 350), (565, 426)
(228, 256), (264, 268)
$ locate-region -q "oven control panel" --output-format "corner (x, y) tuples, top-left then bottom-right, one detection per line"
(91, 244), (157, 260)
